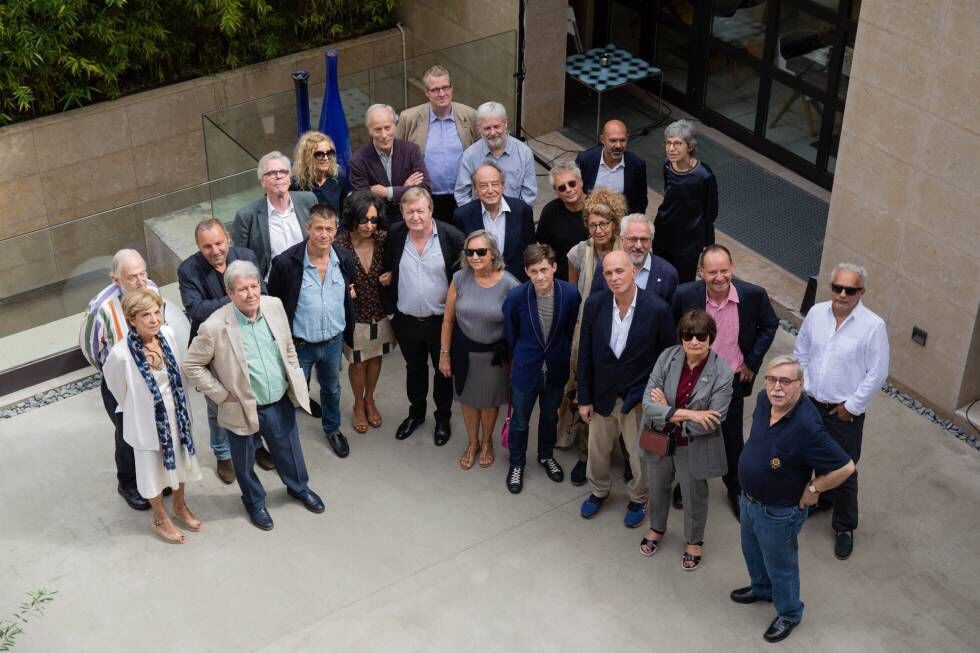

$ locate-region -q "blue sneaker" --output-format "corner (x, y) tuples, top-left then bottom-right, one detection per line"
(624, 501), (647, 528)
(580, 494), (606, 519)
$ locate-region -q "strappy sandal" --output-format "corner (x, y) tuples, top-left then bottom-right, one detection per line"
(364, 400), (382, 428)
(682, 541), (703, 571)
(173, 505), (202, 532)
(352, 400), (369, 434)
(152, 517), (185, 544)
(459, 444), (478, 470)
(478, 441), (494, 468)
(640, 529), (663, 557)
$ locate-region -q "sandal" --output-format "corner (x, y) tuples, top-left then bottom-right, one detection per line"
(364, 400), (382, 428)
(478, 441), (494, 468)
(152, 517), (184, 544)
(640, 529), (663, 557)
(459, 444), (478, 470)
(173, 505), (202, 532)
(682, 542), (703, 571)
(352, 400), (369, 434)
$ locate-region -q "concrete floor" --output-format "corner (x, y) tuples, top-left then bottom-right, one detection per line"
(1, 328), (979, 652)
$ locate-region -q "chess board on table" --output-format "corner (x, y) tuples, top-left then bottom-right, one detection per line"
(565, 45), (660, 93)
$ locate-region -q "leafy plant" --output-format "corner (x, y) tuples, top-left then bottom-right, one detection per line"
(0, 589), (58, 651)
(0, 0), (399, 125)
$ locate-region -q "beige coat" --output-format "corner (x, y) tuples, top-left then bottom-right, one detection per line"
(396, 101), (480, 151)
(182, 296), (310, 436)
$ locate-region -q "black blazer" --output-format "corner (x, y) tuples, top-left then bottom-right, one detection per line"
(672, 278), (779, 396)
(452, 196), (535, 281)
(381, 219), (464, 315)
(266, 240), (356, 348)
(577, 288), (676, 416)
(178, 247), (262, 339)
(575, 147), (649, 215)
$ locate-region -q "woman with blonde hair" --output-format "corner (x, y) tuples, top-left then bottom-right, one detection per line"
(291, 130), (347, 214)
(103, 288), (202, 544)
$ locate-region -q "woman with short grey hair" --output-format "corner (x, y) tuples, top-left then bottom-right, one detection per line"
(652, 119), (718, 283)
(536, 161), (589, 281)
(439, 231), (519, 470)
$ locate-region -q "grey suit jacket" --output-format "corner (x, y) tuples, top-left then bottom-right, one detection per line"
(641, 346), (734, 479)
(396, 101), (479, 151)
(181, 296), (311, 436)
(232, 191), (317, 278)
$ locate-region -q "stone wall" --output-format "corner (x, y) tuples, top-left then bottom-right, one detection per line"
(819, 0), (980, 415)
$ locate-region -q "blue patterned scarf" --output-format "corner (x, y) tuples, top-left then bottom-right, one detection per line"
(127, 329), (195, 470)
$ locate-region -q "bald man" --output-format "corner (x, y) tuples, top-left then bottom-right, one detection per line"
(575, 119), (649, 215)
(576, 250), (675, 526)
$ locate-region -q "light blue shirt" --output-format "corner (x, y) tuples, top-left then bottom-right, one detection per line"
(454, 135), (537, 207)
(396, 225), (448, 317)
(293, 248), (347, 342)
(481, 197), (510, 256)
(635, 253), (651, 290)
(424, 107), (464, 195)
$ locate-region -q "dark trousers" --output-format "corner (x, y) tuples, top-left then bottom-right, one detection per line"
(818, 409), (864, 532)
(431, 193), (458, 225)
(227, 395), (310, 512)
(100, 379), (137, 491)
(508, 372), (563, 467)
(392, 312), (452, 421)
(721, 380), (748, 496)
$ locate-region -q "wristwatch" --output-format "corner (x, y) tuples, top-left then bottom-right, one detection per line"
(807, 484), (819, 494)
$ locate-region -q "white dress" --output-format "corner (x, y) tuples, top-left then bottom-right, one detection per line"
(133, 367), (203, 499)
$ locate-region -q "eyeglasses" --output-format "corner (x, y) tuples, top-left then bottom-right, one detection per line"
(665, 139), (686, 150)
(262, 169), (289, 179)
(313, 150), (336, 160)
(464, 248), (489, 258)
(764, 375), (801, 387)
(624, 236), (651, 244)
(680, 331), (710, 343)
(426, 85), (452, 95)
(830, 283), (863, 296)
(357, 217), (380, 225)
(587, 220), (612, 232)
(555, 180), (578, 193)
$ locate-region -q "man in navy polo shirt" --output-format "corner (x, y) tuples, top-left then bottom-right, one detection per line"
(730, 354), (855, 643)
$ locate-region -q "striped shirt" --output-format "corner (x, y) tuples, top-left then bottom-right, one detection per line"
(79, 280), (160, 370)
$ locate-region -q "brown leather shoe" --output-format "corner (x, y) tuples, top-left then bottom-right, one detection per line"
(216, 458), (235, 485)
(255, 446), (275, 471)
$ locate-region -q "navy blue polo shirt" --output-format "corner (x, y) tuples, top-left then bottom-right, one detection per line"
(739, 391), (851, 507)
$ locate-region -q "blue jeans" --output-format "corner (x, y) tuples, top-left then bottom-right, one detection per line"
(508, 372), (563, 467)
(740, 496), (808, 623)
(296, 334), (343, 434)
(205, 396), (231, 461)
(227, 395), (311, 512)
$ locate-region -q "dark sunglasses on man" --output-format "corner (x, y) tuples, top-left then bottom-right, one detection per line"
(830, 283), (863, 296)
(555, 179), (578, 193)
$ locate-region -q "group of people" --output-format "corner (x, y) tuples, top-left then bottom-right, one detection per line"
(79, 63), (891, 643)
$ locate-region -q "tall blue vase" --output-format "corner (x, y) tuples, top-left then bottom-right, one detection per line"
(292, 70), (312, 138)
(318, 50), (351, 186)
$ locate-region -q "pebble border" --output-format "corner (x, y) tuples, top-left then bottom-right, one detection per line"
(2, 328), (978, 453)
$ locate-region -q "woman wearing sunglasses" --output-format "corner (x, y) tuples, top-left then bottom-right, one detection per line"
(439, 231), (520, 469)
(534, 161), (589, 281)
(291, 130), (347, 216)
(640, 309), (734, 570)
(334, 191), (397, 433)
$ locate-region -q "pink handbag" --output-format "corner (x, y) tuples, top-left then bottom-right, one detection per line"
(500, 399), (513, 448)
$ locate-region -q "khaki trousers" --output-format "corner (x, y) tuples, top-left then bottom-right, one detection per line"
(586, 400), (648, 503)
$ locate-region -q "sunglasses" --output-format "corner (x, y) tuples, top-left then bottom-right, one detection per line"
(555, 179), (578, 193)
(764, 375), (800, 387)
(313, 150), (336, 160)
(680, 331), (710, 343)
(357, 217), (379, 225)
(831, 283), (863, 296)
(464, 248), (489, 258)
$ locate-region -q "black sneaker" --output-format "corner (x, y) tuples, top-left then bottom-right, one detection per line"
(538, 457), (564, 482)
(570, 460), (587, 486)
(506, 466), (524, 494)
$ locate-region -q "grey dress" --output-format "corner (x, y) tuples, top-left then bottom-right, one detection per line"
(453, 268), (520, 408)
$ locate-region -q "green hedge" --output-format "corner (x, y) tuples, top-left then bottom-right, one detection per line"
(0, 0), (398, 126)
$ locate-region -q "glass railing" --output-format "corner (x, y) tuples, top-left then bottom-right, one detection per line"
(0, 30), (516, 377)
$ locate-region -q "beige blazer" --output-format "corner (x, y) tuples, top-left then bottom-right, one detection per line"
(396, 101), (480, 151)
(181, 296), (310, 436)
